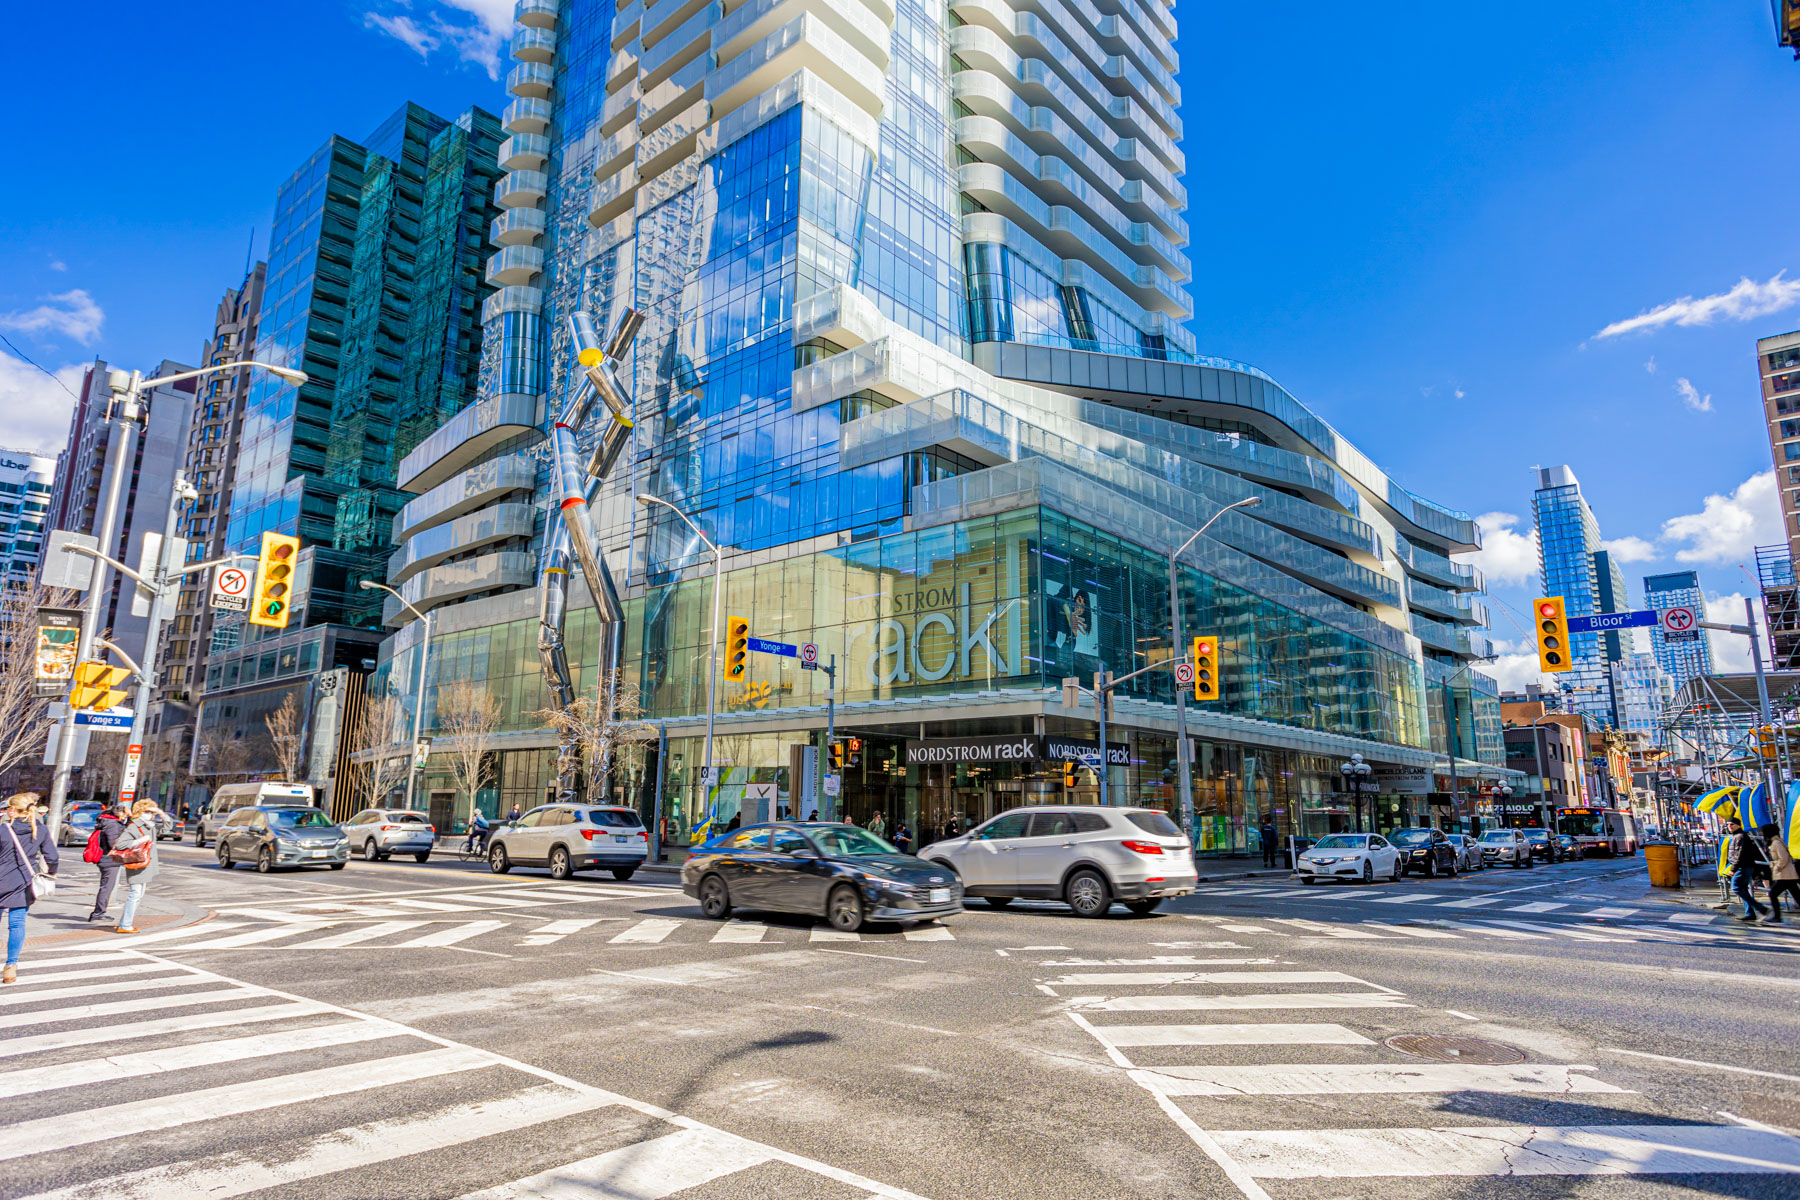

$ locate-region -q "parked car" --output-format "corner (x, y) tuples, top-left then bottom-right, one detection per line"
(486, 803), (648, 880)
(1389, 827), (1458, 877)
(194, 782), (316, 847)
(685, 822), (961, 932)
(57, 802), (102, 847)
(1478, 828), (1533, 868)
(1555, 833), (1580, 859)
(919, 805), (1196, 917)
(343, 808), (437, 862)
(1521, 828), (1560, 863)
(1444, 833), (1484, 872)
(1296, 833), (1400, 884)
(215, 805), (349, 872)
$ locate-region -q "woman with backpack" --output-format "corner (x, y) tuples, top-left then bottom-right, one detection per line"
(2, 792), (59, 983)
(86, 798), (125, 922)
(110, 800), (162, 935)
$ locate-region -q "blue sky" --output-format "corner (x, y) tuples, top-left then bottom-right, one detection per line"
(1, 1), (1794, 685)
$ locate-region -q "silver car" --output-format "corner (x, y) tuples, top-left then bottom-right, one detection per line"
(1478, 828), (1533, 868)
(216, 806), (350, 872)
(343, 808), (438, 862)
(487, 803), (649, 880)
(919, 805), (1196, 917)
(1445, 833), (1485, 872)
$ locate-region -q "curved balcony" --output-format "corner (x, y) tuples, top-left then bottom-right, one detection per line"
(516, 0), (558, 30)
(481, 284), (543, 323)
(398, 393), (543, 493)
(490, 206), (547, 247)
(503, 97), (552, 135)
(507, 62), (554, 100)
(485, 244), (545, 288)
(384, 551), (538, 625)
(511, 26), (556, 63)
(499, 132), (550, 172)
(388, 502), (539, 586)
(393, 453), (538, 543)
(494, 169), (548, 208)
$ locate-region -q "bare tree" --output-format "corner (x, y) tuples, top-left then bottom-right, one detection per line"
(263, 692), (305, 781)
(348, 688), (410, 812)
(436, 679), (502, 817)
(0, 579), (77, 784)
(534, 671), (651, 803)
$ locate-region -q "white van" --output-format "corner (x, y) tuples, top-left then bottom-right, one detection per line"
(193, 782), (317, 847)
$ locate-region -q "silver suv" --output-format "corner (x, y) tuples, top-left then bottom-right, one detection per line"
(919, 805), (1195, 917)
(487, 803), (648, 880)
(343, 808), (437, 862)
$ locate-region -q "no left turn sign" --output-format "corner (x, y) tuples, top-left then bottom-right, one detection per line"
(1661, 605), (1697, 634)
(211, 565), (251, 612)
(1173, 662), (1196, 686)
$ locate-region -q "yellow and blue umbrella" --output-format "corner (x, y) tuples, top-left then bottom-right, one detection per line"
(1695, 786), (1739, 819)
(1743, 782), (1779, 830)
(1786, 781), (1800, 857)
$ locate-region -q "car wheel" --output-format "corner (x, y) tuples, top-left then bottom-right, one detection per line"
(194, 831), (207, 849)
(1362, 861), (1374, 885)
(549, 846), (573, 881)
(413, 852), (430, 863)
(827, 884), (865, 932)
(1065, 869), (1110, 917)
(217, 844), (233, 870)
(328, 862), (346, 870)
(488, 843), (511, 874)
(1124, 898), (1163, 915)
(1423, 858), (1436, 879)
(985, 896), (1014, 908)
(1390, 859), (1402, 882)
(1446, 856), (1458, 878)
(699, 874), (732, 919)
(363, 839), (381, 862)
(611, 867), (636, 881)
(256, 847), (274, 874)
(1513, 852), (1524, 868)
(1301, 876), (1317, 885)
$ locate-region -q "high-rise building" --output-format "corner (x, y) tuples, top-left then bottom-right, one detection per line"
(382, 0), (1508, 847)
(191, 103), (501, 807)
(1759, 330), (1800, 560)
(46, 360), (198, 670)
(1778, 0), (1799, 56)
(1754, 544), (1800, 671)
(1643, 569), (1714, 687)
(0, 450), (55, 588)
(1532, 465), (1617, 725)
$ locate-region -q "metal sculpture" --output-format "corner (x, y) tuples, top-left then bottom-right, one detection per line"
(539, 308), (644, 803)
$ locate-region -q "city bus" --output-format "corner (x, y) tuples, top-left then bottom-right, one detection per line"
(1556, 806), (1639, 856)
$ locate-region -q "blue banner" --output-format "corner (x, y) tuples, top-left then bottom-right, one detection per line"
(1566, 610), (1657, 633)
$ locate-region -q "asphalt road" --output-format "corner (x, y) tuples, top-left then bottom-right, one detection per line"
(6, 845), (1798, 1199)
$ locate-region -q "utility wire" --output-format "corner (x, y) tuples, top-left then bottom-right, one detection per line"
(0, 331), (81, 403)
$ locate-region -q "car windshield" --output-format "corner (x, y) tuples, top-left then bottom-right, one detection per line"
(1312, 835), (1368, 849)
(1523, 829), (1550, 840)
(587, 809), (642, 828)
(1479, 831), (1513, 842)
(1125, 811), (1181, 837)
(807, 826), (898, 857)
(1389, 829), (1432, 844)
(268, 809), (334, 829)
(392, 812), (430, 824)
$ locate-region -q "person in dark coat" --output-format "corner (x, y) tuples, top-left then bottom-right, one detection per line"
(2, 792), (60, 983)
(90, 798), (126, 922)
(1727, 817), (1771, 923)
(1259, 820), (1278, 869)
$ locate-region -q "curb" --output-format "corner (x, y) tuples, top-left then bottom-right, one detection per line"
(24, 893), (215, 950)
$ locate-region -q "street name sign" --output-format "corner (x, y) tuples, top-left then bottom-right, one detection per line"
(74, 707), (134, 730)
(748, 636), (796, 658)
(1566, 609), (1657, 633)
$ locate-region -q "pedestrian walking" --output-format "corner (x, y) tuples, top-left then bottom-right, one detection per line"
(895, 822), (912, 854)
(109, 800), (163, 935)
(1763, 823), (1800, 924)
(1259, 819), (1278, 869)
(1, 792), (59, 984)
(88, 797), (126, 922)
(1725, 818), (1770, 924)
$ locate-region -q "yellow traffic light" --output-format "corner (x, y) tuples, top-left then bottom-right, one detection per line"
(250, 531), (301, 629)
(829, 742), (844, 771)
(1063, 760), (1076, 788)
(724, 614), (749, 680)
(69, 660), (130, 711)
(1192, 635), (1219, 701)
(1533, 597), (1571, 673)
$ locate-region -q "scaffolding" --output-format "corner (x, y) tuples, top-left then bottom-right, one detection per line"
(1756, 544), (1800, 671)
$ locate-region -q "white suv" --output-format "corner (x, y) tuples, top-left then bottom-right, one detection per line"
(487, 804), (649, 880)
(919, 805), (1195, 917)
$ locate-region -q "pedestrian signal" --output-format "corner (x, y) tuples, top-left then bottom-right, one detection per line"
(1533, 597), (1571, 673)
(1192, 635), (1219, 701)
(69, 660), (130, 710)
(724, 615), (749, 680)
(847, 737), (862, 767)
(249, 531), (300, 629)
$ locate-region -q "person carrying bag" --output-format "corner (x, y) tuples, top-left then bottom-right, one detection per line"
(110, 800), (162, 935)
(1, 792), (59, 984)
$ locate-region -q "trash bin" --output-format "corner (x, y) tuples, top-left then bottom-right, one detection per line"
(1644, 842), (1679, 888)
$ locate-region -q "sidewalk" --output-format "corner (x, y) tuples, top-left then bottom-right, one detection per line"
(20, 874), (212, 951)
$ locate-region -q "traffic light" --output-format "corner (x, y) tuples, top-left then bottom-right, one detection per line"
(1064, 761), (1076, 788)
(1192, 635), (1219, 701)
(829, 742), (844, 770)
(69, 660), (130, 710)
(724, 614), (749, 680)
(249, 531), (301, 629)
(1533, 597), (1571, 673)
(847, 737), (862, 767)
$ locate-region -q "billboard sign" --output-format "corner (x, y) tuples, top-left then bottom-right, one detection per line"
(33, 607), (83, 698)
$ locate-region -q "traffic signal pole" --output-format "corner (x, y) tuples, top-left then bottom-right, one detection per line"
(116, 474), (189, 806)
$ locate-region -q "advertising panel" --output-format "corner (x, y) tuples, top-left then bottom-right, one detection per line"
(33, 607), (82, 698)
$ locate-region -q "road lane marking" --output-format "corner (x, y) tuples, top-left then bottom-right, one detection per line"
(711, 922), (768, 943)
(1485, 920), (1622, 942)
(1583, 907), (1640, 919)
(609, 918), (683, 944)
(86, 921), (251, 946)
(1, 987), (265, 1028)
(1133, 1062), (1625, 1097)
(1506, 901), (1568, 913)
(1074, 992), (1414, 1011)
(394, 920), (510, 948)
(0, 961), (190, 986)
(287, 921), (431, 949)
(1268, 919), (1392, 939)
(1366, 923), (1461, 939)
(1434, 897), (1505, 908)
(383, 898), (483, 912)
(1430, 920), (1547, 940)
(902, 925), (954, 941)
(1366, 894), (1419, 904)
(810, 927), (861, 942)
(1667, 912), (1721, 925)
(1049, 970), (1370, 986)
(177, 923), (338, 949)
(457, 1126), (777, 1199)
(1218, 924), (1277, 934)
(0, 1001), (333, 1059)
(1093, 1023), (1373, 1048)
(1041, 957), (1276, 967)
(0, 973), (214, 1007)
(1604, 1047), (1800, 1084)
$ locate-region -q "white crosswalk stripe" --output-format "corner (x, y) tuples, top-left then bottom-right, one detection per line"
(395, 920), (510, 948)
(288, 920), (431, 949)
(1134, 1061), (1625, 1097)
(1, 950), (932, 1200)
(810, 926), (861, 942)
(711, 920), (769, 943)
(517, 917), (602, 945)
(610, 917), (683, 943)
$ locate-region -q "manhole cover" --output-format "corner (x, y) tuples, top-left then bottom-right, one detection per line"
(1385, 1034), (1527, 1064)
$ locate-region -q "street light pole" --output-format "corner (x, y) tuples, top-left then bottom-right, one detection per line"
(117, 471), (197, 808)
(637, 495), (724, 809)
(361, 581), (434, 809)
(1168, 495), (1260, 843)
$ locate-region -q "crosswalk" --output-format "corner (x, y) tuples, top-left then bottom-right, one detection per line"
(1044, 949), (1800, 1192)
(2, 945), (931, 1199)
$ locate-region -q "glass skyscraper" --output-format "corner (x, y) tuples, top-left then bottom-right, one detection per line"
(385, 0), (1508, 850)
(1643, 570), (1714, 689)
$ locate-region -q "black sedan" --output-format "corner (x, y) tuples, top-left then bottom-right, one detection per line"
(1389, 827), (1459, 878)
(683, 822), (963, 933)
(1522, 828), (1559, 863)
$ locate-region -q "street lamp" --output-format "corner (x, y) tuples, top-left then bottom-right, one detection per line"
(1169, 495), (1260, 845)
(1340, 752), (1374, 832)
(637, 495), (724, 807)
(361, 581), (433, 810)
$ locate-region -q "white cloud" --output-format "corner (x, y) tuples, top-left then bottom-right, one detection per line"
(48, 261), (66, 273)
(1644, 356), (1657, 374)
(0, 350), (83, 454)
(1704, 592), (1755, 673)
(1658, 471), (1783, 565)
(1675, 377), (1712, 413)
(1454, 388), (1466, 399)
(0, 289), (104, 345)
(1454, 512), (1539, 588)
(365, 1), (513, 78)
(1594, 272), (1800, 340)
(1601, 535), (1657, 563)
